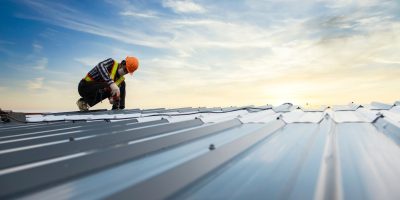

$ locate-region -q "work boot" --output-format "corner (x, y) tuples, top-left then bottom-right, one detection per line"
(76, 98), (90, 111)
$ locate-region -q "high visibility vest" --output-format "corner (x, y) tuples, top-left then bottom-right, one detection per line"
(84, 60), (125, 86)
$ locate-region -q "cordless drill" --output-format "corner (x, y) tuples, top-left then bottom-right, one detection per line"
(109, 95), (120, 109)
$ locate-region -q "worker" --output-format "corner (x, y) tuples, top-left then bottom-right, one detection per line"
(76, 56), (139, 111)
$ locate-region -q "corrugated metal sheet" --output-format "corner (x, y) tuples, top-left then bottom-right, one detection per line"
(1, 102), (400, 200)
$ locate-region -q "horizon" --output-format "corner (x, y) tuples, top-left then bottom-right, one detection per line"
(1, 0), (399, 112)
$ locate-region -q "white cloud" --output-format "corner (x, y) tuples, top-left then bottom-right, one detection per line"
(162, 0), (206, 13)
(324, 0), (384, 8)
(16, 0), (400, 107)
(32, 42), (43, 53)
(0, 40), (15, 56)
(33, 57), (48, 70)
(120, 11), (158, 18)
(372, 59), (400, 65)
(18, 0), (170, 48)
(27, 77), (44, 90)
(106, 0), (159, 18)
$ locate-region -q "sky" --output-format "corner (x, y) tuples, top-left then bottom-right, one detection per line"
(0, 0), (399, 112)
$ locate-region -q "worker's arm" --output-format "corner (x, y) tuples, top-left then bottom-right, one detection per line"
(95, 58), (114, 85)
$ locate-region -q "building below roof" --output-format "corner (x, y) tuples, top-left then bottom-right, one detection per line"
(0, 101), (400, 199)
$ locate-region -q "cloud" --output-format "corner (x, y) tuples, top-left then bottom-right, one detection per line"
(33, 57), (48, 70)
(27, 77), (44, 90)
(372, 59), (400, 65)
(32, 42), (43, 53)
(324, 0), (388, 9)
(120, 11), (158, 18)
(16, 0), (297, 51)
(39, 28), (59, 40)
(162, 0), (206, 13)
(0, 40), (15, 56)
(15, 0), (400, 107)
(105, 0), (159, 18)
(18, 0), (170, 48)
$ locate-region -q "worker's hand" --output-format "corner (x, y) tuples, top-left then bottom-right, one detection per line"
(109, 96), (120, 105)
(108, 97), (114, 105)
(109, 83), (120, 97)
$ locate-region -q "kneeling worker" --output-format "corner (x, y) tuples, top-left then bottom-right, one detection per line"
(77, 56), (139, 111)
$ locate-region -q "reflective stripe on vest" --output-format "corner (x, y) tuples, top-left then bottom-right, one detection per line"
(84, 75), (94, 82)
(115, 76), (125, 86)
(110, 61), (125, 86)
(110, 61), (119, 81)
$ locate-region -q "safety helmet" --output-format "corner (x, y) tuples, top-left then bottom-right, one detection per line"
(125, 56), (139, 74)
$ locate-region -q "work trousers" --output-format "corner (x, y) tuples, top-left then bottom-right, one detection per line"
(78, 80), (126, 109)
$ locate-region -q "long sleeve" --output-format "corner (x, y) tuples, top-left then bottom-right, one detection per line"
(95, 58), (114, 85)
(86, 58), (115, 85)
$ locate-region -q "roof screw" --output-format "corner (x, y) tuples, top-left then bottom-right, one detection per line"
(69, 137), (75, 142)
(376, 112), (384, 118)
(209, 144), (215, 151)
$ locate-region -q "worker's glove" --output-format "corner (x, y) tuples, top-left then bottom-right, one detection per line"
(109, 82), (120, 97)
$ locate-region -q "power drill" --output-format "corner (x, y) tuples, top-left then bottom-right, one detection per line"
(104, 87), (120, 109)
(109, 95), (120, 109)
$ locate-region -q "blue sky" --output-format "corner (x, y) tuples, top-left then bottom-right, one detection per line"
(0, 0), (399, 111)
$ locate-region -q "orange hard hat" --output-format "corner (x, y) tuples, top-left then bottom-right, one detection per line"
(125, 56), (139, 74)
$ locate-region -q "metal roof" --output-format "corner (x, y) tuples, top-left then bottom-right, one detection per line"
(1, 102), (400, 200)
